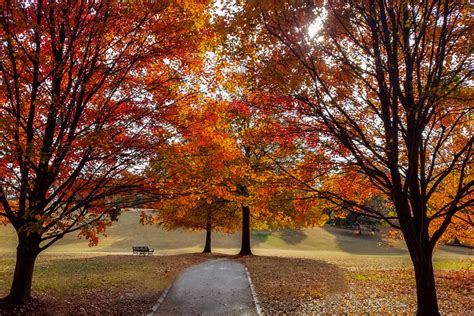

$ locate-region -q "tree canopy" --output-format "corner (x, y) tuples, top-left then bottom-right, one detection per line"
(0, 0), (211, 303)
(220, 0), (472, 314)
(0, 1), (471, 314)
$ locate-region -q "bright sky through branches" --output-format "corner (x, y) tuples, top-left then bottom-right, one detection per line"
(307, 9), (326, 40)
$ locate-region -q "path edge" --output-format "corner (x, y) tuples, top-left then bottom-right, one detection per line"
(148, 285), (171, 315)
(245, 266), (263, 315)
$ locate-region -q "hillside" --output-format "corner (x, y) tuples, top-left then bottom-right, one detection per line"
(0, 210), (470, 262)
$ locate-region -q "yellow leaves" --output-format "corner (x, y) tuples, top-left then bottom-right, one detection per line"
(386, 229), (403, 247)
(316, 213), (330, 227)
(175, 0), (210, 25)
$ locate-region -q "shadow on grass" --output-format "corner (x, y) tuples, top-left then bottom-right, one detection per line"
(439, 244), (473, 255)
(323, 226), (407, 255)
(277, 229), (308, 245)
(251, 231), (271, 243)
(251, 229), (308, 247)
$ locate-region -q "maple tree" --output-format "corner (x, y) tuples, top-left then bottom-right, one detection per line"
(221, 98), (329, 254)
(144, 95), (315, 255)
(231, 101), (330, 254)
(231, 103), (307, 255)
(145, 198), (240, 254)
(0, 0), (209, 304)
(222, 0), (473, 314)
(144, 99), (256, 255)
(142, 100), (242, 253)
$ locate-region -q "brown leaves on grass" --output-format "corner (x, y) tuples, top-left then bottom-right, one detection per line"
(0, 254), (209, 315)
(241, 256), (346, 313)
(243, 256), (473, 314)
(0, 254), (471, 314)
(435, 269), (474, 313)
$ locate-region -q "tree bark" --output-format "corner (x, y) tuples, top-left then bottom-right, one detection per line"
(239, 204), (252, 256)
(412, 252), (440, 315)
(400, 218), (440, 316)
(2, 234), (40, 304)
(203, 216), (212, 253)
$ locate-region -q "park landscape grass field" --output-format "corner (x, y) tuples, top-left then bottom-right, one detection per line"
(0, 210), (472, 314)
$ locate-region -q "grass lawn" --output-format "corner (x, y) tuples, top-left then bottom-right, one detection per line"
(0, 210), (471, 314)
(0, 253), (471, 314)
(1, 210), (470, 260)
(241, 255), (473, 314)
(0, 254), (211, 314)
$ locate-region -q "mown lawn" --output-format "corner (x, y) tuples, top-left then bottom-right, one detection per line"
(1, 212), (471, 314)
(0, 253), (471, 315)
(242, 255), (473, 314)
(0, 254), (210, 314)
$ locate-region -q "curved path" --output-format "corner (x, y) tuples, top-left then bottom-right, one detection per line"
(154, 259), (258, 315)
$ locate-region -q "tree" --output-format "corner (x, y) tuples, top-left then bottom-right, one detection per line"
(144, 198), (239, 253)
(230, 100), (322, 255)
(145, 96), (312, 255)
(142, 100), (242, 253)
(0, 0), (208, 304)
(224, 0), (473, 314)
(145, 99), (261, 255)
(219, 98), (315, 255)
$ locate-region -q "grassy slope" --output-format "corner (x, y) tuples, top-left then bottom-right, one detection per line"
(0, 212), (470, 314)
(0, 254), (212, 314)
(0, 210), (471, 265)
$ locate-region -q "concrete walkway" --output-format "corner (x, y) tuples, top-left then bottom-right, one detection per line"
(154, 259), (258, 316)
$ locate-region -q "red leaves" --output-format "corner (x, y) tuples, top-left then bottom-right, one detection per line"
(0, 0), (214, 248)
(231, 100), (251, 118)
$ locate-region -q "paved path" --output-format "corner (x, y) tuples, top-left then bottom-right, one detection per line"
(155, 259), (258, 316)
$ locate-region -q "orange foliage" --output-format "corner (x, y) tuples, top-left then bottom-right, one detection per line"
(0, 0), (213, 249)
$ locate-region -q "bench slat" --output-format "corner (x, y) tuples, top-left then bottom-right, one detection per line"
(132, 246), (154, 256)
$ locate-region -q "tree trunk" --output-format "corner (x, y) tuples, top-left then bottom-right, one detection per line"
(396, 197), (440, 315)
(2, 234), (40, 304)
(412, 253), (440, 315)
(239, 204), (252, 256)
(203, 216), (212, 253)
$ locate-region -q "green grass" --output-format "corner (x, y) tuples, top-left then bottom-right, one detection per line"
(349, 272), (388, 281)
(0, 253), (209, 294)
(31, 256), (167, 292)
(0, 254), (212, 315)
(0, 210), (471, 266)
(432, 259), (472, 270)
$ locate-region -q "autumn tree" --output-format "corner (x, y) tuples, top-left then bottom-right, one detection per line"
(144, 199), (239, 254)
(223, 0), (473, 314)
(143, 100), (242, 253)
(200, 40), (322, 254)
(229, 99), (316, 255)
(0, 0), (208, 304)
(145, 96), (311, 255)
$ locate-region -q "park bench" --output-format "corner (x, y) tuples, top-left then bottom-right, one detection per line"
(132, 246), (154, 256)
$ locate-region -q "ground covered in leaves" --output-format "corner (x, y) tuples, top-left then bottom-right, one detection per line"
(241, 256), (473, 314)
(0, 253), (471, 314)
(0, 254), (210, 315)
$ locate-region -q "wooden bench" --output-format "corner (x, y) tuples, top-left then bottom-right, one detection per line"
(132, 246), (154, 256)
